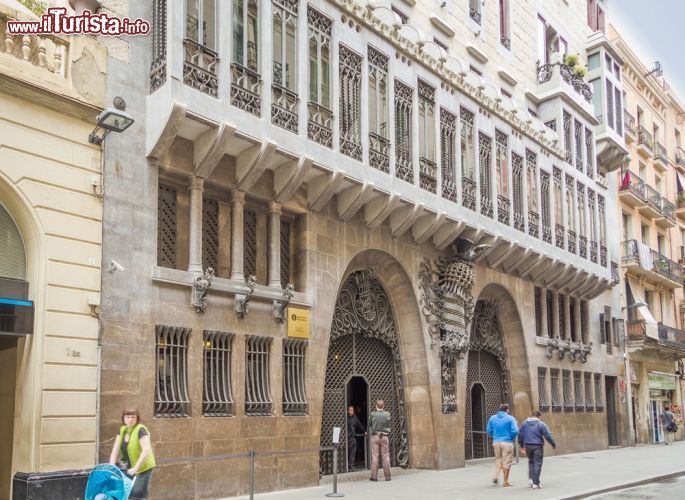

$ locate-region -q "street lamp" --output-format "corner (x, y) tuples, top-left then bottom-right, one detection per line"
(88, 108), (135, 145)
(622, 301), (647, 446)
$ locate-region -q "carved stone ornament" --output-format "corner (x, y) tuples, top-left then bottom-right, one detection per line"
(274, 283), (295, 323)
(235, 275), (257, 319)
(192, 267), (215, 313)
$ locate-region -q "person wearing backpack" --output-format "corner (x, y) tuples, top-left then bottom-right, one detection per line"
(518, 410), (556, 490)
(660, 405), (677, 445)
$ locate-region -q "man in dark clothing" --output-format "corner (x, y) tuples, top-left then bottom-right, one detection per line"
(518, 410), (556, 489)
(346, 406), (365, 471)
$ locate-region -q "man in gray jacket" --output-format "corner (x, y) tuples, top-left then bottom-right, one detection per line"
(369, 400), (392, 481)
(518, 410), (556, 489)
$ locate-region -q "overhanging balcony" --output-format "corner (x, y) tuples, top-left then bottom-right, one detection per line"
(676, 194), (685, 221)
(636, 126), (653, 159)
(653, 142), (668, 172)
(655, 197), (676, 229)
(619, 169), (646, 208)
(532, 57), (597, 123)
(624, 110), (636, 144)
(637, 184), (661, 219)
(621, 239), (683, 289)
(676, 147), (685, 172)
(627, 320), (685, 359)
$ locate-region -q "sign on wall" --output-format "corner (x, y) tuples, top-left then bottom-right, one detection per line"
(287, 307), (310, 339)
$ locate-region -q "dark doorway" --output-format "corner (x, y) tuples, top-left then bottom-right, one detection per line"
(346, 376), (369, 471)
(469, 383), (487, 458)
(605, 376), (619, 446)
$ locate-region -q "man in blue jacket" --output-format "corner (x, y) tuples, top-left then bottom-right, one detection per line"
(486, 403), (519, 487)
(518, 410), (556, 489)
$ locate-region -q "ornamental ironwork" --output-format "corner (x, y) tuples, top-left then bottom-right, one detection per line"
(202, 198), (219, 272)
(231, 63), (261, 116)
(440, 108), (458, 202)
(512, 152), (524, 231)
(339, 44), (363, 160)
(150, 0), (167, 92)
(574, 119), (584, 171)
(158, 183), (177, 268)
(563, 110), (572, 164)
(540, 171), (551, 244)
(585, 128), (594, 177)
(479, 132), (493, 218)
(184, 39), (218, 97)
(203, 330), (234, 416)
(395, 79), (414, 183)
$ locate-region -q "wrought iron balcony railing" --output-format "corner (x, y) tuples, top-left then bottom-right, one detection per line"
(676, 147), (685, 169)
(590, 241), (598, 263)
(542, 224), (552, 244)
(654, 141), (668, 164)
(621, 239), (684, 283)
(658, 324), (685, 350)
(231, 62), (261, 116)
(513, 210), (525, 232)
(644, 184), (662, 212)
(660, 198), (676, 224)
(579, 235), (587, 259)
(497, 195), (510, 225)
(638, 126), (653, 151)
(536, 61), (593, 104)
(462, 177), (476, 211)
(369, 132), (390, 174)
(601, 245), (608, 267)
(624, 110), (636, 137)
(567, 230), (577, 254)
(307, 101), (333, 148)
(419, 157), (438, 194)
(184, 39), (219, 98)
(555, 224), (565, 249)
(528, 210), (539, 238)
(481, 192), (493, 218)
(619, 169), (646, 199)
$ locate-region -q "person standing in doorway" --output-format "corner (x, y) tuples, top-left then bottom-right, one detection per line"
(486, 403), (518, 487)
(347, 405), (366, 471)
(369, 400), (392, 481)
(660, 405), (677, 445)
(518, 410), (556, 489)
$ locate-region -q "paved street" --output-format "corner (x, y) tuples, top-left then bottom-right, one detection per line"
(229, 442), (685, 499)
(588, 475), (685, 499)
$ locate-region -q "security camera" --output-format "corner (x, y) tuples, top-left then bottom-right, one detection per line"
(108, 260), (125, 273)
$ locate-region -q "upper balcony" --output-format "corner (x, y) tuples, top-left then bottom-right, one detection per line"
(621, 239), (683, 289)
(675, 147), (685, 172)
(533, 56), (597, 123)
(619, 169), (646, 208)
(653, 141), (668, 172)
(627, 321), (685, 360)
(624, 110), (636, 144)
(636, 126), (653, 159)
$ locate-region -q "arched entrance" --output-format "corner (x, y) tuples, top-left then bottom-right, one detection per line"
(465, 299), (509, 459)
(320, 269), (409, 475)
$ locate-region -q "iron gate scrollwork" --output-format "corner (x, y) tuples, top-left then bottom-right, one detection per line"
(320, 269), (410, 475)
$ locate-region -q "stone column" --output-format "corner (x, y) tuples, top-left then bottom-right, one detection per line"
(218, 201), (231, 278)
(563, 295), (571, 340)
(230, 190), (245, 281)
(187, 176), (204, 273)
(268, 201), (282, 288)
(551, 292), (560, 337)
(540, 287), (549, 338)
(574, 298), (582, 343)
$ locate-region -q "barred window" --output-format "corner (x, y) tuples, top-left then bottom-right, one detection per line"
(563, 110), (573, 164)
(538, 367), (549, 412)
(585, 128), (594, 177)
(157, 183), (177, 268)
(594, 373), (604, 412)
(369, 47), (390, 173)
(419, 80), (437, 193)
(271, 0), (299, 132)
(283, 339), (308, 415)
(395, 79), (414, 183)
(339, 44), (362, 160)
(280, 218), (292, 288)
(574, 119), (584, 171)
(244, 208), (257, 279)
(559, 294), (566, 339)
(551, 368), (561, 412)
(606, 79), (614, 129)
(202, 198), (219, 272)
(495, 130), (509, 197)
(574, 371), (584, 412)
(584, 372), (594, 411)
(155, 325), (191, 417)
(512, 152), (524, 231)
(479, 132), (493, 218)
(440, 108), (458, 202)
(203, 331), (234, 416)
(562, 369), (573, 412)
(246, 336), (273, 415)
(614, 87), (622, 136)
(460, 107), (475, 180)
(534, 287), (543, 336)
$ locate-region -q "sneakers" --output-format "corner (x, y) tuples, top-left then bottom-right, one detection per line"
(529, 479), (534, 488)
(532, 484), (542, 489)
(492, 478), (499, 485)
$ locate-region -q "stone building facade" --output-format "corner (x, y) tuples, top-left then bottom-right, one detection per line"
(99, 0), (627, 497)
(608, 24), (685, 446)
(0, 1), (107, 498)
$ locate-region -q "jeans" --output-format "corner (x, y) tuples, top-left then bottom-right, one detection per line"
(525, 444), (544, 486)
(129, 468), (153, 500)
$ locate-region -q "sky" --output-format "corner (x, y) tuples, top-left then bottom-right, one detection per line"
(609, 0), (685, 102)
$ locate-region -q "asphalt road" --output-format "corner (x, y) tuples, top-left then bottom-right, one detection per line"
(588, 475), (685, 499)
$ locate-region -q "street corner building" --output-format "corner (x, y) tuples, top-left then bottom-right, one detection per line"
(0, 0), (109, 498)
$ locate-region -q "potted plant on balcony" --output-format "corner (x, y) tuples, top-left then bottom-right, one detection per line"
(677, 192), (685, 208)
(563, 54), (579, 68)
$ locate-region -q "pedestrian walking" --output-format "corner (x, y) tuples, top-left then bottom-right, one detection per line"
(369, 400), (392, 481)
(660, 405), (677, 445)
(518, 410), (556, 489)
(347, 405), (366, 471)
(108, 408), (156, 500)
(486, 403), (518, 487)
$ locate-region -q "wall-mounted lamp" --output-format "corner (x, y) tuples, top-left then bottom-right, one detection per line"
(88, 108), (135, 145)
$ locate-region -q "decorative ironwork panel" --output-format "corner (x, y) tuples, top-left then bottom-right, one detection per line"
(184, 39), (218, 97)
(562, 369), (573, 412)
(321, 270), (410, 474)
(440, 108), (458, 202)
(555, 224), (565, 249)
(246, 336), (273, 415)
(460, 106), (475, 189)
(244, 209), (257, 279)
(155, 325), (191, 417)
(498, 196), (510, 225)
(584, 372), (593, 411)
(606, 79), (614, 129)
(369, 47), (389, 173)
(150, 0), (167, 92)
(283, 339), (308, 415)
(462, 177), (476, 211)
(590, 241), (598, 263)
(528, 210), (539, 238)
(538, 367), (549, 412)
(577, 183), (586, 258)
(512, 152), (524, 231)
(574, 371), (584, 412)
(339, 44), (363, 160)
(420, 158), (437, 193)
(550, 368), (561, 412)
(395, 79), (414, 183)
(202, 198), (219, 272)
(419, 80), (436, 193)
(203, 330), (234, 416)
(579, 235), (587, 259)
(568, 230), (577, 254)
(614, 87), (623, 136)
(272, 84), (298, 133)
(574, 119), (584, 171)
(307, 7), (332, 146)
(158, 183), (177, 268)
(308, 102), (333, 147)
(594, 373), (604, 412)
(585, 128), (594, 177)
(563, 110), (573, 164)
(280, 218), (291, 288)
(369, 133), (390, 173)
(495, 129), (508, 207)
(540, 171), (551, 243)
(479, 132), (493, 218)
(232, 63), (261, 116)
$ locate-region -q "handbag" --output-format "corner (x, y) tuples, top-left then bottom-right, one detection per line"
(666, 421), (678, 433)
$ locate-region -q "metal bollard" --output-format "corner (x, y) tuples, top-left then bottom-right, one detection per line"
(325, 445), (344, 497)
(249, 450), (255, 500)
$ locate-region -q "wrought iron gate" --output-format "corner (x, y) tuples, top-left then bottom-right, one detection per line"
(465, 299), (509, 459)
(320, 270), (409, 475)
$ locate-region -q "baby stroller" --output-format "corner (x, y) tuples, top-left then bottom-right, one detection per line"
(85, 464), (135, 500)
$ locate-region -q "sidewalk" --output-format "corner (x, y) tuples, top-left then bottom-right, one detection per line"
(228, 441), (685, 499)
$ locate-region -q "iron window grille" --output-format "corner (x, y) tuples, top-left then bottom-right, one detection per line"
(512, 152), (524, 231)
(479, 132), (493, 218)
(574, 371), (584, 412)
(244, 208), (257, 280)
(155, 325), (191, 417)
(307, 7), (333, 147)
(339, 44), (363, 161)
(271, 0), (299, 133)
(203, 330), (234, 416)
(157, 183), (177, 268)
(150, 0), (167, 92)
(580, 300), (588, 344)
(614, 87), (622, 136)
(562, 369), (573, 412)
(574, 119), (584, 172)
(559, 294), (566, 340)
(395, 79), (414, 183)
(584, 372), (594, 411)
(202, 198), (219, 272)
(419, 80), (437, 193)
(368, 47), (390, 173)
(563, 110), (573, 164)
(550, 368), (562, 412)
(280, 218), (292, 288)
(246, 336), (273, 415)
(606, 79), (614, 130)
(283, 339), (308, 415)
(538, 367), (549, 412)
(534, 287), (543, 336)
(495, 130), (509, 225)
(440, 108), (458, 202)
(585, 128), (594, 177)
(594, 373), (604, 412)
(461, 107), (476, 211)
(540, 171), (552, 243)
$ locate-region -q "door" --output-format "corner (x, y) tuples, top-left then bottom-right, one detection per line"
(650, 400), (663, 443)
(605, 376), (619, 446)
(346, 376), (369, 471)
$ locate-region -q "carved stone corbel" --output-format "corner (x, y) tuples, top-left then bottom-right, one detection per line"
(274, 283), (295, 323)
(545, 336), (559, 359)
(579, 340), (592, 363)
(192, 267), (215, 313)
(235, 275), (257, 319)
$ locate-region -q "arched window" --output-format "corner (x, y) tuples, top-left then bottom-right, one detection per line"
(0, 203), (26, 280)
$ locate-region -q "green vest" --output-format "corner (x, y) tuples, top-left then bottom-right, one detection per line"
(119, 424), (156, 473)
(370, 410), (391, 434)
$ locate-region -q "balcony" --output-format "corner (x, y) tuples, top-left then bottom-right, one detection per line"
(621, 239), (684, 289)
(619, 169), (646, 208)
(624, 110), (636, 143)
(637, 126), (653, 159)
(627, 321), (685, 359)
(676, 147), (685, 171)
(676, 194), (685, 221)
(655, 198), (676, 229)
(533, 57), (596, 123)
(637, 184), (662, 219)
(653, 142), (668, 172)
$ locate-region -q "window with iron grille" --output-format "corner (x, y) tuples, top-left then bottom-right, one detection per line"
(584, 372), (594, 411)
(271, 0), (299, 132)
(577, 183), (586, 238)
(246, 336), (273, 415)
(587, 189), (596, 244)
(307, 6), (333, 146)
(534, 287), (542, 336)
(606, 79), (614, 129)
(244, 208), (257, 279)
(283, 339), (308, 415)
(563, 110), (573, 164)
(339, 44), (362, 160)
(585, 128), (594, 177)
(559, 294), (566, 339)
(203, 330), (234, 416)
(280, 218), (292, 288)
(526, 149), (537, 212)
(369, 47), (389, 173)
(540, 170), (551, 243)
(440, 108), (457, 202)
(565, 174), (575, 231)
(202, 198), (219, 272)
(614, 87), (622, 135)
(574, 371), (584, 412)
(562, 369), (573, 411)
(231, 0), (260, 114)
(150, 0), (167, 92)
(538, 367), (549, 412)
(550, 368), (561, 412)
(479, 132), (493, 218)
(574, 119), (584, 171)
(157, 183), (177, 268)
(395, 79), (414, 183)
(594, 373), (604, 412)
(155, 325), (191, 417)
(512, 152), (524, 230)
(419, 80), (437, 193)
(460, 107), (475, 180)
(598, 195), (606, 246)
(495, 130), (509, 197)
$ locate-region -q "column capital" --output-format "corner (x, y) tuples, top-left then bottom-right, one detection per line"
(231, 189), (246, 204)
(268, 201), (282, 215)
(188, 175), (204, 190)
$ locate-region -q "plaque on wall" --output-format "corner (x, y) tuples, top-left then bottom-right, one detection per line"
(287, 307), (310, 338)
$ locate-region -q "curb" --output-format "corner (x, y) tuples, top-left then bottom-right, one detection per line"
(561, 469), (685, 499)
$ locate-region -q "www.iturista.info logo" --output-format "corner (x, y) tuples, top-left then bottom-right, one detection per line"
(6, 8), (150, 36)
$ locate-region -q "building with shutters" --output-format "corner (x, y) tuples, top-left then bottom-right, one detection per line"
(97, 0), (631, 497)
